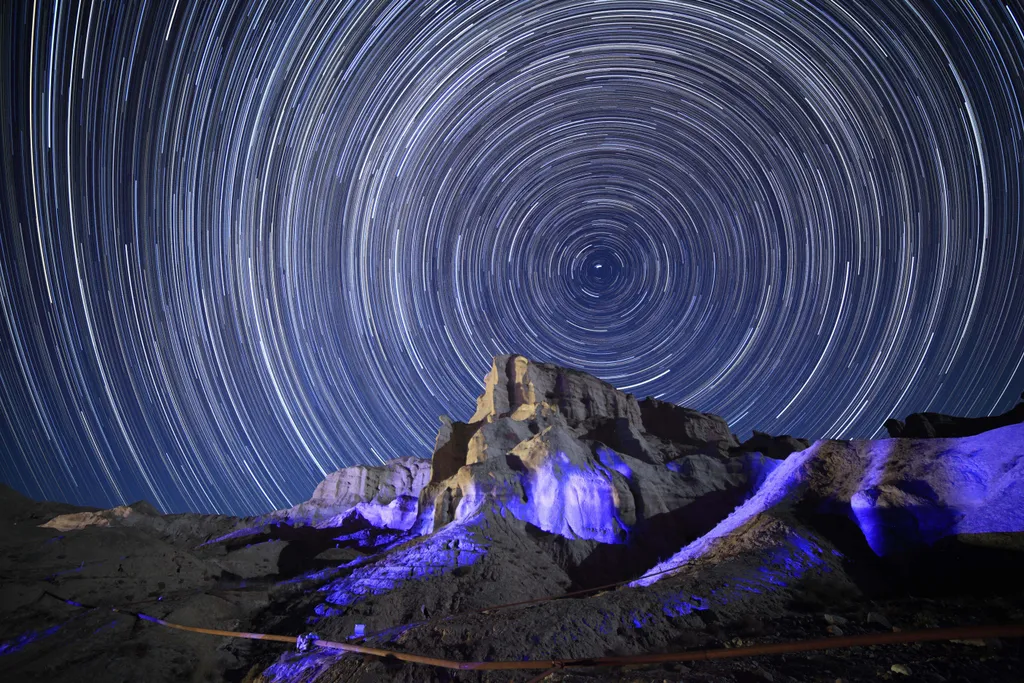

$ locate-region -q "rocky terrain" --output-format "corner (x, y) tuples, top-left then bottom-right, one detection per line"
(2, 354), (1023, 682)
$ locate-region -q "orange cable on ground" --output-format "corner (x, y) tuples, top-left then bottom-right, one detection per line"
(130, 613), (1024, 672)
(40, 590), (1024, 676)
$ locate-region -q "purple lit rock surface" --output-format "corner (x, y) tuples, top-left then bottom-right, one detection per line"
(637, 423), (1024, 587)
(273, 456), (430, 530)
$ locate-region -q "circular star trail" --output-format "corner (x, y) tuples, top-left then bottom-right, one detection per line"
(2, 0), (1023, 515)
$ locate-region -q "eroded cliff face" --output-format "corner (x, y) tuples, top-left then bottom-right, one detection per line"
(469, 354), (645, 427)
(276, 456), (431, 530)
(418, 355), (761, 556)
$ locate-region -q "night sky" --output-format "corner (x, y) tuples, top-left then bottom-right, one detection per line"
(1, 0), (1023, 516)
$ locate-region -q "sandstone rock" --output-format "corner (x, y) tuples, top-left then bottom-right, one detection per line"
(638, 397), (739, 455)
(469, 354), (644, 428)
(277, 456), (430, 530)
(413, 356), (781, 587)
(466, 416), (537, 466)
(0, 483), (99, 525)
(41, 499), (163, 532)
(37, 497), (261, 548)
(506, 425), (637, 541)
(430, 415), (480, 483)
(885, 392), (1024, 438)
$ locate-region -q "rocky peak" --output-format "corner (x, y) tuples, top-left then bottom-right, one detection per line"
(469, 354), (644, 428)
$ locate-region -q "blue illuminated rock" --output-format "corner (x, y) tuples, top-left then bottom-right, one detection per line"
(6, 357), (1024, 683)
(635, 422), (1024, 590)
(276, 456), (430, 530)
(415, 354), (758, 539)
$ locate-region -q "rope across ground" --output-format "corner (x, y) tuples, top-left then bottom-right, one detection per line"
(37, 589), (1024, 680)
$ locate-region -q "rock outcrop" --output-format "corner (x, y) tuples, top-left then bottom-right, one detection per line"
(636, 421), (1024, 590)
(884, 392), (1024, 438)
(638, 396), (739, 456)
(732, 430), (811, 460)
(0, 483), (99, 525)
(411, 354), (757, 580)
(41, 500), (164, 531)
(469, 354), (645, 427)
(275, 455), (430, 530)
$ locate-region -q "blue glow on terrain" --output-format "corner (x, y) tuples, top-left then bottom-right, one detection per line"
(849, 424), (1024, 555)
(314, 522), (486, 616)
(634, 424), (1024, 589)
(262, 650), (343, 683)
(661, 592), (709, 618)
(596, 447), (633, 479)
(633, 447), (817, 586)
(499, 450), (632, 544)
(0, 624), (62, 657)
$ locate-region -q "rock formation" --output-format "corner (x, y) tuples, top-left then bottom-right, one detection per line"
(638, 396), (739, 456)
(273, 456), (430, 530)
(41, 500), (164, 531)
(884, 391), (1024, 438)
(469, 354), (645, 426)
(732, 429), (811, 460)
(414, 355), (765, 576)
(3, 354), (1023, 683)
